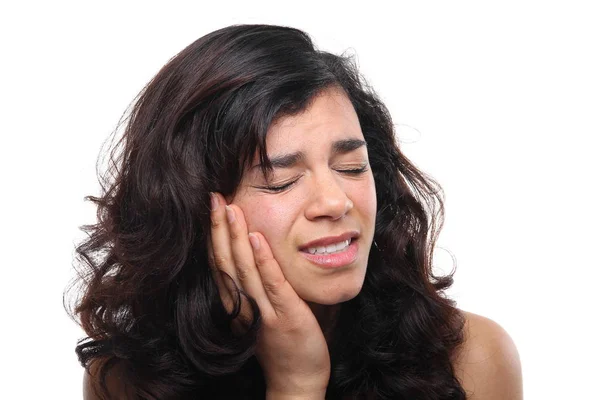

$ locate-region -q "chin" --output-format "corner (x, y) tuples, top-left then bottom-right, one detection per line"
(299, 282), (364, 305)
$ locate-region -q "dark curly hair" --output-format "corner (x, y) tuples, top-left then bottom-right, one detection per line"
(66, 24), (466, 399)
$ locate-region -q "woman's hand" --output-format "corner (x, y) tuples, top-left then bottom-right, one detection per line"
(208, 192), (331, 397)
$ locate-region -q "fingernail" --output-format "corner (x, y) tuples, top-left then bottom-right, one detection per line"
(210, 192), (218, 211)
(248, 233), (260, 250)
(225, 205), (235, 223)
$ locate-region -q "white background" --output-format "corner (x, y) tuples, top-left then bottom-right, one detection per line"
(1, 1), (598, 398)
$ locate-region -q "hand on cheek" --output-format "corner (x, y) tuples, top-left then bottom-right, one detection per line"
(208, 192), (331, 395)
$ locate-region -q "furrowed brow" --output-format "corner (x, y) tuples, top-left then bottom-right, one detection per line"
(251, 138), (366, 171)
(270, 152), (304, 169)
(332, 138), (367, 154)
(251, 152), (304, 171)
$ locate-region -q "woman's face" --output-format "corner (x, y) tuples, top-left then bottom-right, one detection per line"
(230, 87), (377, 306)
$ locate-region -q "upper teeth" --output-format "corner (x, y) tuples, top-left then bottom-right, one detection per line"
(306, 239), (351, 255)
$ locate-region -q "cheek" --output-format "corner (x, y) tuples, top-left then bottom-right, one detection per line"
(351, 178), (377, 220)
(369, 187), (378, 217)
(240, 200), (294, 249)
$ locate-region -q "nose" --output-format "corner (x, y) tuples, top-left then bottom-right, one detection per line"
(304, 172), (354, 221)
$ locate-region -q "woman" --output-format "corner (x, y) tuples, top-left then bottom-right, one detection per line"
(70, 24), (522, 399)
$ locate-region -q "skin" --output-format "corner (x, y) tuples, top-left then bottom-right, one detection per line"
(228, 87), (378, 334)
(83, 87), (523, 399)
(454, 312), (523, 399)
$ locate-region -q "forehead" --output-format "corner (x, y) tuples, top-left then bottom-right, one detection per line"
(265, 87), (362, 152)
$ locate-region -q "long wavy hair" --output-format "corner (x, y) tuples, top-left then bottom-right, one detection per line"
(66, 24), (466, 399)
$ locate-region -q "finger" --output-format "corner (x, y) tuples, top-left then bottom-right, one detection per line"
(249, 231), (303, 318)
(209, 192), (241, 312)
(207, 236), (234, 312)
(225, 204), (275, 319)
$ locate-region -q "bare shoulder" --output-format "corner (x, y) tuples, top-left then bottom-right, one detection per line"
(83, 358), (134, 399)
(452, 311), (523, 400)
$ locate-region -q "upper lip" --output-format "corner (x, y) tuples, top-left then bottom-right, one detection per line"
(299, 231), (359, 250)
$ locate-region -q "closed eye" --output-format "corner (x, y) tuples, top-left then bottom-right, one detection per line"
(260, 180), (298, 193)
(337, 165), (369, 175)
(257, 165), (369, 193)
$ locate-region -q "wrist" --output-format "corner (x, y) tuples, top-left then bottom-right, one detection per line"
(264, 370), (329, 399)
(266, 389), (326, 400)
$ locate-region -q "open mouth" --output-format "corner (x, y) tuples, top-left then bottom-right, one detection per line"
(299, 238), (359, 268)
(301, 238), (353, 255)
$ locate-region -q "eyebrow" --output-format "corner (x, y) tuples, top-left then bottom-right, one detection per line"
(252, 138), (367, 171)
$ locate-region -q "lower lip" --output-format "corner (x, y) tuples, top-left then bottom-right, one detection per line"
(300, 239), (359, 269)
